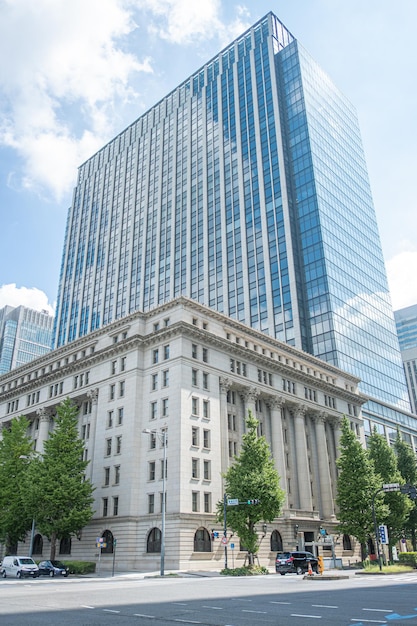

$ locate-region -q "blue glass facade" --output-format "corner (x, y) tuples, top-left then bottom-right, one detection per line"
(53, 12), (410, 415)
(0, 306), (53, 374)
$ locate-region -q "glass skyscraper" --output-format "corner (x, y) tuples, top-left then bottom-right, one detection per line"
(53, 12), (410, 419)
(0, 305), (54, 374)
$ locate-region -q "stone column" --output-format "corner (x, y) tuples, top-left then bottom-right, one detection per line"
(219, 377), (232, 481)
(312, 412), (334, 519)
(266, 396), (287, 498)
(240, 386), (259, 421)
(291, 404), (312, 511)
(36, 408), (51, 454)
(86, 388), (99, 481)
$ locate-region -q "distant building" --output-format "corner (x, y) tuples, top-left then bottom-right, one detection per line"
(395, 305), (417, 414)
(0, 305), (54, 374)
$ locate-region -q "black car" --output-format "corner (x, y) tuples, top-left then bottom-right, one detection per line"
(275, 551), (318, 575)
(38, 560), (69, 577)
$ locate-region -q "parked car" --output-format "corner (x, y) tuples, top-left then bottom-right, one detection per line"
(38, 560), (69, 577)
(275, 551), (319, 575)
(0, 556), (40, 578)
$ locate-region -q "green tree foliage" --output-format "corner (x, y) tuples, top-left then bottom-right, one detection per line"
(29, 398), (94, 559)
(368, 428), (411, 548)
(336, 417), (386, 559)
(0, 416), (34, 553)
(216, 411), (285, 566)
(394, 431), (417, 550)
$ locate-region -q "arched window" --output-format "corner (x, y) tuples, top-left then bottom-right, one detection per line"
(194, 527), (211, 552)
(59, 537), (72, 555)
(147, 528), (161, 553)
(271, 530), (283, 552)
(32, 534), (43, 555)
(101, 529), (114, 554)
(343, 534), (352, 551)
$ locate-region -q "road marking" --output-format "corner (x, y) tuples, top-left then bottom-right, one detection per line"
(103, 609), (120, 613)
(172, 602), (188, 605)
(134, 614), (155, 618)
(81, 605), (95, 609)
(291, 614), (321, 619)
(242, 609), (267, 614)
(351, 620), (387, 623)
(202, 605), (222, 610)
(312, 604), (338, 608)
(173, 620), (201, 624)
(363, 608), (392, 612)
(271, 601), (291, 604)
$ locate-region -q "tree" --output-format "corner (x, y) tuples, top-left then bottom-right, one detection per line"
(336, 417), (386, 560)
(0, 416), (34, 553)
(394, 431), (417, 550)
(216, 411), (285, 566)
(29, 398), (95, 559)
(367, 428), (411, 554)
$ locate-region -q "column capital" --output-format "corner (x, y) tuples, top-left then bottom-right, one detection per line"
(311, 411), (328, 424)
(36, 407), (51, 422)
(328, 415), (342, 430)
(290, 404), (307, 419)
(240, 386), (260, 404)
(87, 388), (99, 404)
(266, 395), (285, 411)
(219, 377), (233, 393)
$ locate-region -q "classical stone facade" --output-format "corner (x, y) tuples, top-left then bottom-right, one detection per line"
(0, 297), (367, 570)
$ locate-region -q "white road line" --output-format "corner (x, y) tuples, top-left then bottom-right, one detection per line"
(242, 609), (267, 614)
(133, 614), (155, 619)
(81, 605), (95, 609)
(351, 620), (387, 624)
(172, 602), (188, 605)
(202, 606), (222, 610)
(363, 608), (393, 612)
(173, 620), (201, 624)
(291, 614), (322, 619)
(270, 601), (291, 604)
(312, 604), (338, 608)
(103, 609), (120, 613)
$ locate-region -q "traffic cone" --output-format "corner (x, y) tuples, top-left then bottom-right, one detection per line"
(307, 560), (313, 576)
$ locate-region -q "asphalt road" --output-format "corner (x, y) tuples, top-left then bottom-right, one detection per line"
(1, 571), (417, 625)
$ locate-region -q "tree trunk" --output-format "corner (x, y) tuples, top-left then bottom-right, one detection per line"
(50, 531), (57, 560)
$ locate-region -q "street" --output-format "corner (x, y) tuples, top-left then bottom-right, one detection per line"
(1, 571), (417, 625)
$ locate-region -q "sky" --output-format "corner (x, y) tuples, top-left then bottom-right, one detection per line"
(0, 0), (416, 317)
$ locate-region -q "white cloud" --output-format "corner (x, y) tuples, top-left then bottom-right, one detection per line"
(141, 0), (223, 44)
(386, 249), (417, 312)
(0, 284), (55, 316)
(0, 0), (152, 201)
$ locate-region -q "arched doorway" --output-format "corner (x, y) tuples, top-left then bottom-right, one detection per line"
(147, 528), (161, 553)
(101, 529), (114, 554)
(194, 527), (211, 552)
(271, 530), (283, 552)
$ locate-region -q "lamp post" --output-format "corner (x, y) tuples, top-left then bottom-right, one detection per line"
(371, 488), (383, 571)
(143, 427), (167, 576)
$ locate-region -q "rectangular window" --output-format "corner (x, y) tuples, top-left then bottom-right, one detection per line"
(113, 496), (119, 516)
(148, 493), (154, 514)
(162, 370), (169, 387)
(107, 411), (113, 428)
(153, 349), (159, 364)
(202, 372), (209, 390)
(192, 458), (199, 479)
(103, 497), (108, 517)
(111, 360), (117, 375)
(192, 426), (199, 446)
(114, 465), (120, 485)
(192, 491), (199, 512)
(203, 429), (210, 449)
(192, 368), (198, 386)
(192, 344), (198, 359)
(192, 397), (199, 416)
(152, 373), (158, 391)
(150, 432), (156, 450)
(117, 407), (124, 425)
(151, 401), (157, 420)
(203, 460), (211, 480)
(164, 344), (170, 360)
(162, 398), (168, 417)
(161, 458), (167, 479)
(203, 400), (209, 419)
(204, 492), (211, 513)
(202, 347), (208, 363)
(120, 357), (126, 372)
(106, 438), (112, 456)
(104, 467), (110, 486)
(109, 384), (115, 400)
(119, 381), (125, 397)
(149, 461), (156, 481)
(116, 436), (122, 454)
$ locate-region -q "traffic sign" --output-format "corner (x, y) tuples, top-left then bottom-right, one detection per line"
(382, 483), (400, 492)
(379, 524), (389, 545)
(227, 498), (239, 506)
(221, 536), (228, 545)
(230, 543), (235, 550)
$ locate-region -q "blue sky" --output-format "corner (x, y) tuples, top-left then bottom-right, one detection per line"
(1, 0), (416, 315)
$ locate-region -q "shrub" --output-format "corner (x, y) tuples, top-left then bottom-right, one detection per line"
(64, 560), (96, 575)
(220, 565), (269, 576)
(398, 552), (417, 568)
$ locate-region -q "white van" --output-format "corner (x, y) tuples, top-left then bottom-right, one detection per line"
(0, 556), (39, 578)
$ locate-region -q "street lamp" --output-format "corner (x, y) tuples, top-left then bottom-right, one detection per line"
(143, 427), (167, 576)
